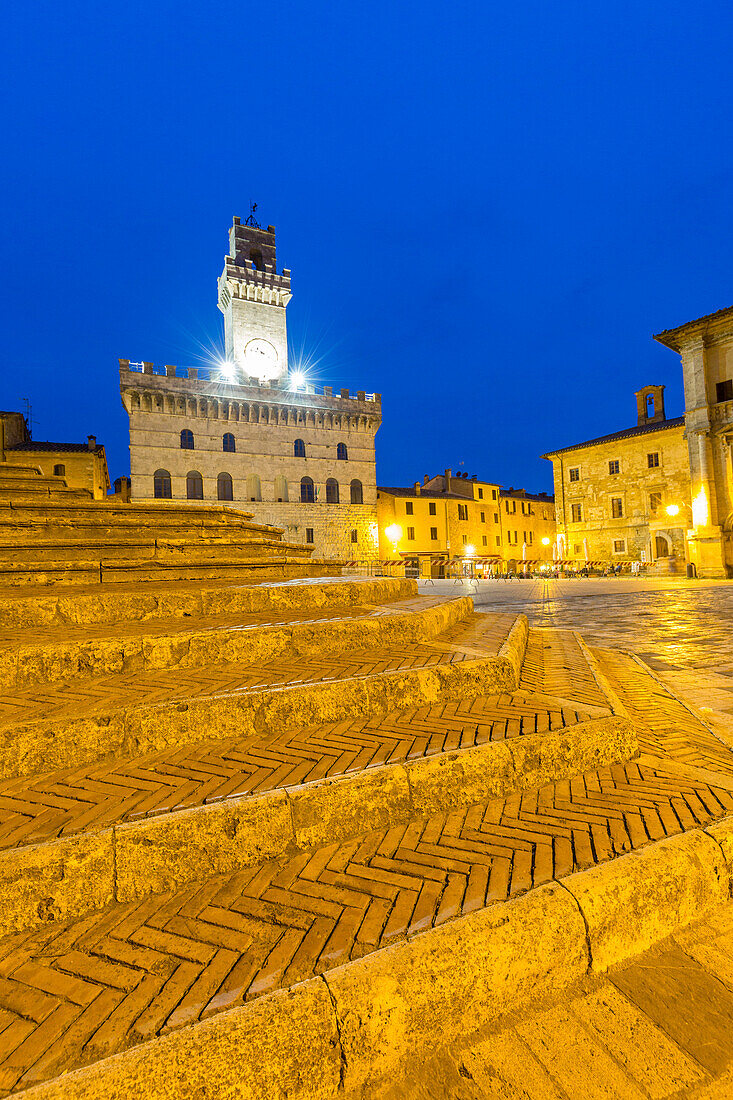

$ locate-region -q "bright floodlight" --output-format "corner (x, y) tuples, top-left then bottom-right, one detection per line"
(219, 360), (236, 377)
(666, 504), (680, 517)
(465, 544), (475, 556)
(541, 536), (550, 545)
(291, 370), (306, 389)
(385, 524), (402, 544)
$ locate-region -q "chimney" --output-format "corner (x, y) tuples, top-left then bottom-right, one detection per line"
(413, 482), (421, 495)
(423, 474), (429, 485)
(87, 435), (96, 451)
(444, 468), (452, 482)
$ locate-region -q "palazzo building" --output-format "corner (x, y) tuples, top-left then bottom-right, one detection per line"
(542, 386), (690, 569)
(377, 470), (555, 574)
(119, 217), (381, 560)
(654, 305), (733, 578)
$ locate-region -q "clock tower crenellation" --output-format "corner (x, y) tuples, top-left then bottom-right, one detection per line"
(217, 215), (292, 383)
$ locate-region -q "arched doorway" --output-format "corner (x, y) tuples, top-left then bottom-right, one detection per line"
(655, 533), (671, 558)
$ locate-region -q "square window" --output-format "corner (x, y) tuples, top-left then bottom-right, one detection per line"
(462, 534), (467, 545)
(350, 529), (358, 543)
(458, 504), (468, 521)
(611, 497), (623, 518)
(405, 501), (413, 515)
(571, 503), (582, 523)
(482, 535), (487, 546)
(647, 452), (659, 468)
(496, 535), (501, 546)
(492, 489), (497, 499)
(649, 492), (662, 514)
(407, 527), (415, 540)
(429, 502), (436, 515)
(430, 526), (438, 540)
(573, 544), (581, 555)
(480, 511), (485, 522)
(478, 487), (483, 499)
(569, 467), (580, 482)
(716, 379), (733, 403)
(306, 528), (314, 544)
(494, 512), (499, 523)
(613, 539), (625, 553)
(609, 460), (620, 475)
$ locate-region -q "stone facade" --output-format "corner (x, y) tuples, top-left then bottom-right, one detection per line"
(655, 307), (733, 578)
(120, 218), (381, 561)
(543, 386), (691, 569)
(0, 413), (109, 499)
(377, 470), (555, 573)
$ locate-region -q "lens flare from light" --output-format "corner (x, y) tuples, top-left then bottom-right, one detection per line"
(290, 371), (306, 389)
(541, 537), (550, 545)
(465, 544), (475, 556)
(385, 524), (402, 544)
(665, 504), (680, 517)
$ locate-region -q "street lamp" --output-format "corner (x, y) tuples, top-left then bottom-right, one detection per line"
(541, 537), (550, 545)
(464, 544), (475, 556)
(385, 524), (402, 553)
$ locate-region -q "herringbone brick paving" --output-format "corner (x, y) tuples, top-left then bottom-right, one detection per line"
(519, 628), (608, 710)
(0, 625), (731, 1094)
(0, 759), (731, 1095)
(0, 692), (594, 852)
(0, 611), (517, 730)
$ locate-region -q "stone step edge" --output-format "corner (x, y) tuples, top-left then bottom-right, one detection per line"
(0, 615), (530, 781)
(0, 713), (638, 937)
(0, 577), (417, 628)
(0, 593), (473, 692)
(0, 561), (337, 589)
(16, 814), (733, 1100)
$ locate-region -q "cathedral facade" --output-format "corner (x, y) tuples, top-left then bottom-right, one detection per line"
(119, 217), (381, 561)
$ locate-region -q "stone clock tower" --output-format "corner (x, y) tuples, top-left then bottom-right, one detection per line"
(217, 216), (292, 384)
(119, 214), (382, 564)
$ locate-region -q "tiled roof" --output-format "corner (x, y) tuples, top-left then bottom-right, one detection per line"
(654, 303), (733, 346)
(6, 442), (105, 454)
(541, 416), (685, 459)
(499, 489), (555, 503)
(377, 487), (472, 501)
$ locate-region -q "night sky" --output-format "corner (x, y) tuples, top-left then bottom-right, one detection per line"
(2, 2), (733, 493)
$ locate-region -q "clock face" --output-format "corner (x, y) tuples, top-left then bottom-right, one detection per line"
(243, 338), (279, 380)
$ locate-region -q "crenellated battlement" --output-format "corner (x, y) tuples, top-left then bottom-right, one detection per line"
(119, 362), (381, 430)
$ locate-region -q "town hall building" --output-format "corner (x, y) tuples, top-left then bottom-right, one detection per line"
(119, 216), (381, 560)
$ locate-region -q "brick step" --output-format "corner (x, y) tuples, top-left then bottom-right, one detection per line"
(0, 576), (416, 628)
(0, 594), (472, 691)
(2, 755), (732, 1098)
(0, 611), (528, 780)
(0, 695), (636, 938)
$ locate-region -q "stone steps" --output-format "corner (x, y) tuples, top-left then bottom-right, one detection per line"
(2, 566), (729, 1098)
(0, 594), (471, 691)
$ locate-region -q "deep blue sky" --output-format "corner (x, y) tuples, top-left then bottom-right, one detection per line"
(2, 1), (732, 493)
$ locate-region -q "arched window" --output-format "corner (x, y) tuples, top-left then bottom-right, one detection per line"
(246, 473), (261, 501)
(301, 476), (315, 503)
(350, 479), (363, 505)
(326, 478), (339, 504)
(250, 249), (263, 271)
(180, 429), (194, 450)
(223, 432), (235, 453)
(53, 463), (65, 477)
(154, 469), (172, 499)
(217, 472), (233, 501)
(337, 442), (348, 461)
(186, 471), (203, 499)
(274, 475), (288, 502)
(294, 438), (306, 458)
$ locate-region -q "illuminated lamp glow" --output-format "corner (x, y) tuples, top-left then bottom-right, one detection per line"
(290, 371), (306, 389)
(692, 489), (709, 527)
(219, 360), (236, 377)
(665, 504), (680, 517)
(541, 536), (550, 546)
(465, 544), (475, 556)
(385, 524), (403, 544)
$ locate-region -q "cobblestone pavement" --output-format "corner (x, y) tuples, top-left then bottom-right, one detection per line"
(384, 904), (733, 1099)
(0, 627), (732, 1094)
(422, 576), (733, 698)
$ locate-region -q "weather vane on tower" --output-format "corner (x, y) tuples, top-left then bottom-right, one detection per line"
(244, 201), (261, 229)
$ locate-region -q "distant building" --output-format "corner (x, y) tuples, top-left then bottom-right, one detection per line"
(120, 217), (381, 561)
(542, 386), (691, 570)
(0, 411), (109, 499)
(377, 469), (555, 575)
(654, 306), (733, 577)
